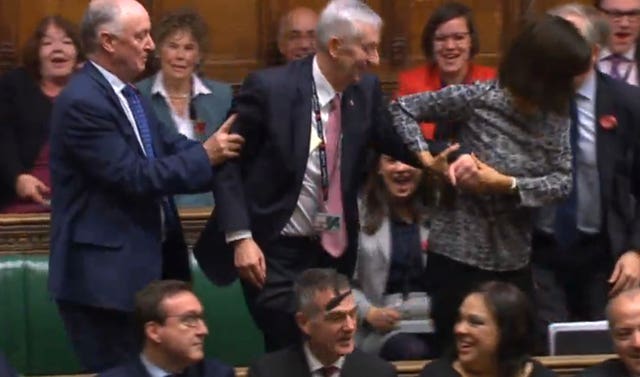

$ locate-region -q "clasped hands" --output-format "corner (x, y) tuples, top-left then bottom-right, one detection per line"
(417, 144), (514, 195)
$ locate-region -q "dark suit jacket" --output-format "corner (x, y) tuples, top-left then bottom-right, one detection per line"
(194, 55), (416, 286)
(137, 74), (232, 207)
(0, 67), (53, 206)
(536, 71), (640, 264)
(48, 62), (213, 311)
(0, 351), (18, 377)
(248, 345), (397, 377)
(577, 358), (629, 377)
(98, 357), (235, 377)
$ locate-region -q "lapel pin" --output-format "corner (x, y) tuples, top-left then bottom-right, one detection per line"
(349, 99), (354, 106)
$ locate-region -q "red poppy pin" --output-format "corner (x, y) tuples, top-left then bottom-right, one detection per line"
(421, 239), (429, 252)
(194, 121), (206, 136)
(599, 115), (618, 131)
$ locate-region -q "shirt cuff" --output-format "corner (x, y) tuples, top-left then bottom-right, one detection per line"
(225, 230), (252, 244)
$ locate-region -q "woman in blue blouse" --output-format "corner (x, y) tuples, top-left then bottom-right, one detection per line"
(137, 8), (232, 208)
(390, 15), (592, 355)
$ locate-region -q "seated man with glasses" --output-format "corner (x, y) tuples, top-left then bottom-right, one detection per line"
(99, 280), (234, 377)
(596, 0), (640, 85)
(248, 268), (397, 377)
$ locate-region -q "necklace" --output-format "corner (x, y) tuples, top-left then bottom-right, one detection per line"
(168, 93), (189, 99)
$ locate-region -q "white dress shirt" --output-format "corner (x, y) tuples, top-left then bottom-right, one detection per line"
(303, 342), (345, 377)
(150, 72), (212, 140)
(140, 354), (174, 377)
(598, 46), (638, 86)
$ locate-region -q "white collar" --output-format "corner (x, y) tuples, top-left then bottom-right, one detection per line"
(140, 354), (174, 377)
(151, 71), (212, 99)
(303, 342), (345, 375)
(312, 55), (339, 108)
(599, 45), (636, 61)
(91, 60), (127, 92)
(577, 69), (597, 101)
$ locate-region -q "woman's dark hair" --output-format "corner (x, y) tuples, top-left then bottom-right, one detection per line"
(420, 2), (480, 63)
(499, 15), (591, 116)
(459, 281), (535, 377)
(22, 15), (83, 81)
(155, 8), (209, 53)
(360, 154), (433, 235)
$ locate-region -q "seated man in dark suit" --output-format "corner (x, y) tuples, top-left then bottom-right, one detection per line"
(248, 268), (396, 377)
(578, 288), (640, 377)
(49, 0), (243, 372)
(0, 351), (18, 377)
(99, 280), (234, 377)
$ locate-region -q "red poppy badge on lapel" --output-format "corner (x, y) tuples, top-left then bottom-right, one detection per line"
(194, 121), (206, 136)
(599, 115), (617, 130)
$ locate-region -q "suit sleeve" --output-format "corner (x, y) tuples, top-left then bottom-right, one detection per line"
(211, 72), (267, 232)
(625, 91), (640, 251)
(368, 76), (420, 167)
(0, 72), (24, 190)
(61, 97), (213, 197)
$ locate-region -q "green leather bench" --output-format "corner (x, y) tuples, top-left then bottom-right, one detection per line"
(0, 211), (264, 376)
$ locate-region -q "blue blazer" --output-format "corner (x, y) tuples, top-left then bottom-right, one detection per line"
(48, 62), (214, 311)
(193, 55), (417, 286)
(98, 357), (235, 377)
(137, 74), (232, 208)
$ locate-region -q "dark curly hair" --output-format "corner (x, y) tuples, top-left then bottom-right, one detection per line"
(154, 8), (209, 53)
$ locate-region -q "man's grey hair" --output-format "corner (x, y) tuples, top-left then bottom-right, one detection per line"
(81, 0), (123, 54)
(548, 3), (610, 47)
(294, 268), (351, 317)
(316, 0), (382, 52)
(605, 288), (640, 329)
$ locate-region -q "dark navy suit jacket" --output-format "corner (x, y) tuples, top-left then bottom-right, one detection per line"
(98, 357), (235, 377)
(48, 62), (213, 311)
(0, 352), (18, 377)
(194, 55), (416, 286)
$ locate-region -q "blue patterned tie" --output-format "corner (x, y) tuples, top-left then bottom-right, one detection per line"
(121, 84), (178, 228)
(554, 99), (579, 249)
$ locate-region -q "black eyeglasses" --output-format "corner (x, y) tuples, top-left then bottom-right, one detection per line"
(598, 7), (640, 21)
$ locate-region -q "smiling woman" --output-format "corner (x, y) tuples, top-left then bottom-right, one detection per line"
(0, 15), (83, 214)
(136, 8), (233, 208)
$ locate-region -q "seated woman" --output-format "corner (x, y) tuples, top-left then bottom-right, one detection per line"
(420, 281), (555, 377)
(137, 8), (232, 208)
(396, 2), (495, 141)
(354, 154), (432, 360)
(390, 15), (592, 355)
(0, 16), (82, 213)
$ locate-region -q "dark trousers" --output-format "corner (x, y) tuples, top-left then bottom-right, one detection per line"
(531, 231), (612, 354)
(56, 300), (137, 373)
(241, 236), (349, 352)
(425, 251), (534, 357)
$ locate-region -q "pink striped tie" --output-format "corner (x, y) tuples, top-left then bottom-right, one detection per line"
(321, 94), (347, 257)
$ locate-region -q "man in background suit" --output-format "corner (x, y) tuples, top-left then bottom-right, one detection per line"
(596, 0), (640, 85)
(194, 0), (417, 352)
(533, 3), (640, 352)
(48, 0), (243, 372)
(248, 268), (397, 377)
(99, 280), (234, 377)
(578, 288), (640, 377)
(277, 7), (318, 62)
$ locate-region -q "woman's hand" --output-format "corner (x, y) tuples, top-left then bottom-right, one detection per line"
(15, 174), (50, 205)
(453, 154), (514, 195)
(366, 306), (401, 333)
(417, 143), (460, 179)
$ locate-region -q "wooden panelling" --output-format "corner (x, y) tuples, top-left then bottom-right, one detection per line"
(0, 0), (591, 87)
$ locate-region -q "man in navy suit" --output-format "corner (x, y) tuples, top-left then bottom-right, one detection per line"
(533, 4), (640, 352)
(99, 280), (234, 377)
(48, 0), (243, 372)
(194, 0), (417, 352)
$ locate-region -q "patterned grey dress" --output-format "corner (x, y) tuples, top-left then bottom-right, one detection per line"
(389, 80), (571, 271)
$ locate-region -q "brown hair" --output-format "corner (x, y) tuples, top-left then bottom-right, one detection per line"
(134, 280), (193, 343)
(155, 8), (209, 53)
(421, 2), (480, 63)
(22, 15), (83, 80)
